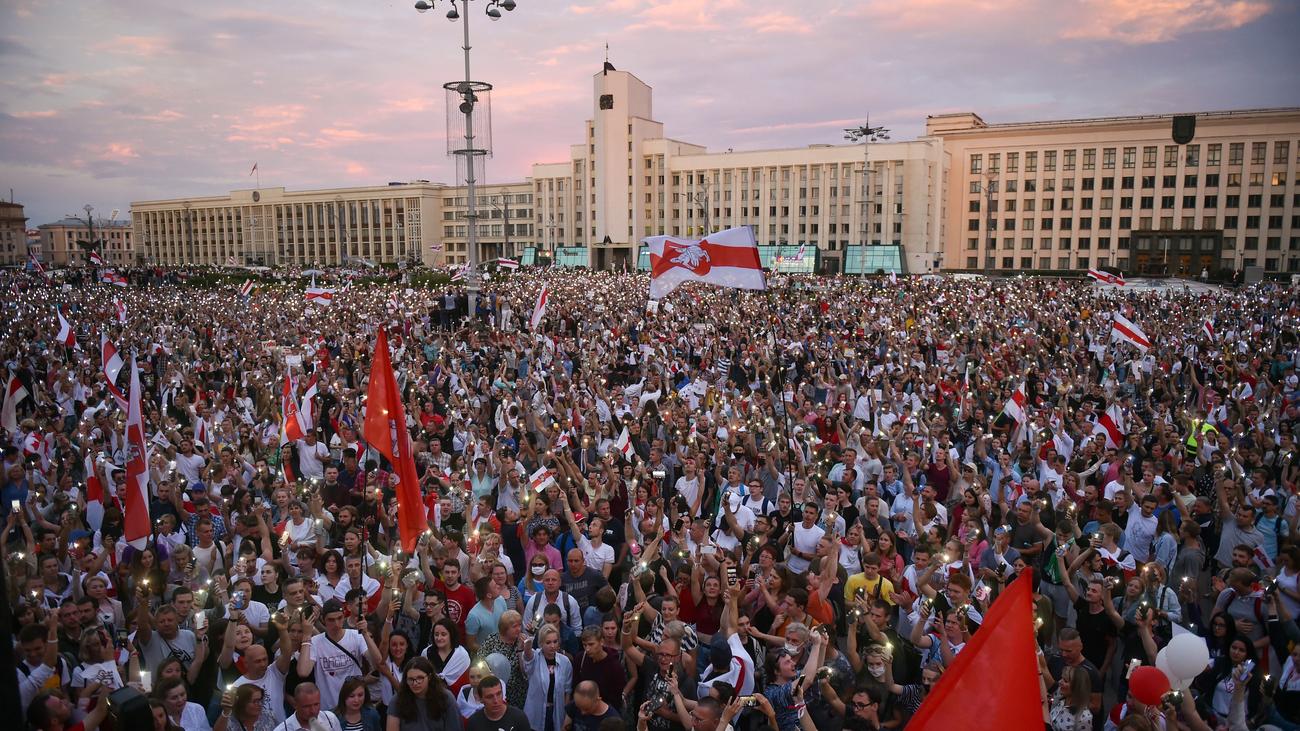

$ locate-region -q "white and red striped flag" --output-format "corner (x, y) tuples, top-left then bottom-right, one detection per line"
(281, 373), (306, 443)
(529, 285), (549, 331)
(298, 372), (319, 432)
(29, 252), (48, 281)
(226, 255), (238, 267)
(55, 309), (75, 347)
(84, 453), (107, 531)
(613, 426), (634, 461)
(1, 371), (27, 434)
(239, 280), (254, 297)
(450, 265), (468, 282)
(88, 250), (106, 267)
(644, 226), (766, 300)
(305, 286), (334, 305)
(529, 466), (557, 493)
(1002, 383), (1028, 425)
(496, 257), (520, 271)
(1202, 320), (1215, 339)
(1110, 312), (1151, 352)
(100, 333), (128, 411)
(1092, 403), (1127, 449)
(113, 298), (126, 324)
(122, 356), (152, 549)
(1087, 269), (1125, 285)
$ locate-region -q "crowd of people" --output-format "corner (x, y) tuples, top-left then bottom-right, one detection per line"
(4, 264), (1299, 731)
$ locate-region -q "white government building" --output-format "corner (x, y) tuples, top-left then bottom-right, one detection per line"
(130, 66), (1300, 277)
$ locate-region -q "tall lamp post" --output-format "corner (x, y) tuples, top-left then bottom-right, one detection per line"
(844, 119), (890, 248)
(414, 0), (516, 318)
(977, 170), (998, 274)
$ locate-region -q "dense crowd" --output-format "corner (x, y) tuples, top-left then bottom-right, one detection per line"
(4, 265), (1300, 731)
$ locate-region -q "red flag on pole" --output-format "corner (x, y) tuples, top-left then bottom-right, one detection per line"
(906, 571), (1041, 730)
(363, 328), (424, 553)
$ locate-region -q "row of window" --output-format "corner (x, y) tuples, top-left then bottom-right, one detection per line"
(968, 173), (1298, 195)
(965, 235), (1298, 251)
(970, 192), (1300, 211)
(970, 141), (1298, 175)
(964, 255), (1300, 272)
(969, 213), (1300, 232)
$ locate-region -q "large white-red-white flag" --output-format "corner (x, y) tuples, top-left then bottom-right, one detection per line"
(298, 372), (319, 432)
(1002, 384), (1028, 425)
(122, 357), (152, 549)
(113, 298), (126, 324)
(644, 226), (765, 300)
(1110, 312), (1151, 352)
(281, 372), (306, 443)
(1092, 403), (1127, 449)
(1087, 269), (1125, 285)
(530, 285), (549, 331)
(305, 286), (334, 305)
(101, 333), (128, 412)
(55, 309), (75, 347)
(1202, 319), (1215, 339)
(1, 371), (27, 434)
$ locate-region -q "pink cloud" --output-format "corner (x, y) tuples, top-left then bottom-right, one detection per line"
(12, 110), (59, 119)
(134, 109), (185, 122)
(229, 104), (307, 134)
(104, 143), (139, 159)
(93, 35), (174, 57)
(345, 162), (369, 176)
(1062, 0), (1273, 43)
(742, 11), (812, 34)
(626, 0), (743, 32)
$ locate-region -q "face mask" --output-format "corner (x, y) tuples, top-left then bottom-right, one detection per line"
(783, 643), (801, 657)
(531, 565), (546, 576)
(868, 664), (886, 679)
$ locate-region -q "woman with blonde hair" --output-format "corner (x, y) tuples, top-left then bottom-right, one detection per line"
(1046, 664), (1093, 731)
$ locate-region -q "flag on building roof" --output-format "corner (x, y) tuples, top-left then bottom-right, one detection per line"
(1110, 312), (1151, 351)
(496, 257), (519, 270)
(1087, 268), (1125, 285)
(645, 226), (766, 300)
(122, 356), (152, 550)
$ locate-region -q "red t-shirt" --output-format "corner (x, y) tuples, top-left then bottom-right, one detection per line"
(435, 579), (477, 633)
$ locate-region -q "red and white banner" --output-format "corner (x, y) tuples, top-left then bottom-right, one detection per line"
(56, 310), (75, 347)
(281, 373), (306, 443)
(298, 372), (319, 432)
(1110, 312), (1150, 352)
(305, 287), (334, 305)
(613, 426), (634, 461)
(1087, 269), (1125, 285)
(29, 253), (48, 280)
(100, 271), (127, 287)
(101, 333), (128, 411)
(113, 298), (126, 324)
(450, 266), (467, 282)
(88, 251), (106, 267)
(122, 357), (152, 550)
(529, 285), (549, 331)
(1202, 320), (1215, 339)
(496, 258), (519, 271)
(1092, 403), (1126, 449)
(239, 280), (254, 297)
(1002, 384), (1028, 425)
(645, 226), (765, 300)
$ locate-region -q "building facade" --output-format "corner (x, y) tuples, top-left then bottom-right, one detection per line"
(37, 217), (133, 267)
(128, 66), (1300, 275)
(930, 108), (1300, 275)
(0, 202), (28, 266)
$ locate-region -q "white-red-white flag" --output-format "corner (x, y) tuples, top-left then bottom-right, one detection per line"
(644, 226), (765, 300)
(298, 372), (319, 432)
(84, 453), (107, 531)
(305, 287), (334, 305)
(29, 253), (48, 281)
(1110, 312), (1151, 352)
(239, 280), (254, 297)
(1202, 320), (1215, 339)
(1002, 384), (1028, 425)
(281, 373), (306, 443)
(529, 466), (557, 493)
(100, 271), (127, 287)
(1, 371), (27, 434)
(113, 298), (126, 324)
(496, 258), (519, 271)
(100, 333), (128, 411)
(1087, 269), (1125, 286)
(613, 426), (634, 461)
(122, 357), (152, 549)
(55, 309), (75, 347)
(88, 251), (106, 267)
(1092, 403), (1126, 449)
(530, 285), (549, 331)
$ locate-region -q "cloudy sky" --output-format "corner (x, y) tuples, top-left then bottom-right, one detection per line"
(1, 0), (1296, 226)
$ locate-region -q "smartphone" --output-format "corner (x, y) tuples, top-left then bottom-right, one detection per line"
(973, 585), (991, 603)
(700, 545), (717, 556)
(726, 564), (738, 585)
(115, 629), (129, 649)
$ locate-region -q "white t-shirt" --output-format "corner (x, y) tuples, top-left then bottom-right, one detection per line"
(578, 536), (616, 574)
(787, 523), (826, 574)
(222, 599), (270, 630)
(175, 453), (207, 484)
(234, 664), (287, 727)
(674, 475), (703, 515)
(309, 630), (368, 705)
(295, 440), (330, 479)
(335, 573), (381, 603)
(712, 504), (756, 552)
(71, 660), (123, 707)
(272, 711), (341, 731)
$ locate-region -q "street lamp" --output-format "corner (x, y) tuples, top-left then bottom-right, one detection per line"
(844, 118), (890, 248)
(414, 0), (516, 318)
(976, 170), (998, 274)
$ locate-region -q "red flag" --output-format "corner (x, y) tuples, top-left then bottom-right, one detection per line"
(281, 373), (306, 442)
(907, 572), (1040, 730)
(363, 328), (424, 552)
(122, 357), (152, 549)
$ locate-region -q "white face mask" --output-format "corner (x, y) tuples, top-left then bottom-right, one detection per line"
(867, 664), (886, 679)
(783, 643), (801, 657)
(531, 565), (546, 577)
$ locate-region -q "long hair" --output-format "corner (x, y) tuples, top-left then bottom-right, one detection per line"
(391, 656), (450, 720)
(334, 677), (370, 716)
(1060, 664), (1092, 712)
(233, 684), (265, 721)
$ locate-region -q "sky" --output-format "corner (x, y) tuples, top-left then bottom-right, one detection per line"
(1, 0), (1298, 227)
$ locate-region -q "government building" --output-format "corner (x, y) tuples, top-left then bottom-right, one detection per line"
(129, 67), (1300, 276)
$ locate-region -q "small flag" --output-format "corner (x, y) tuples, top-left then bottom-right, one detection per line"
(2, 371), (28, 434)
(227, 255), (238, 267)
(239, 280), (254, 297)
(450, 265), (467, 282)
(1202, 320), (1215, 339)
(101, 333), (128, 412)
(1254, 546), (1275, 571)
(113, 298), (126, 324)
(613, 426), (634, 461)
(529, 285), (549, 331)
(1110, 312), (1150, 351)
(29, 253), (48, 280)
(100, 271), (127, 287)
(1092, 403), (1126, 449)
(1087, 269), (1126, 285)
(88, 251), (106, 267)
(1001, 383), (1028, 425)
(529, 466), (557, 493)
(249, 162), (258, 176)
(496, 257), (519, 270)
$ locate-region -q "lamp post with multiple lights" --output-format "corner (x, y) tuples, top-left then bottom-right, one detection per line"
(413, 0), (516, 318)
(844, 119), (890, 249)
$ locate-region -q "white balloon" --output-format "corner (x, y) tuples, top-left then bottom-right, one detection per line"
(1156, 646), (1176, 682)
(1165, 632), (1211, 682)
